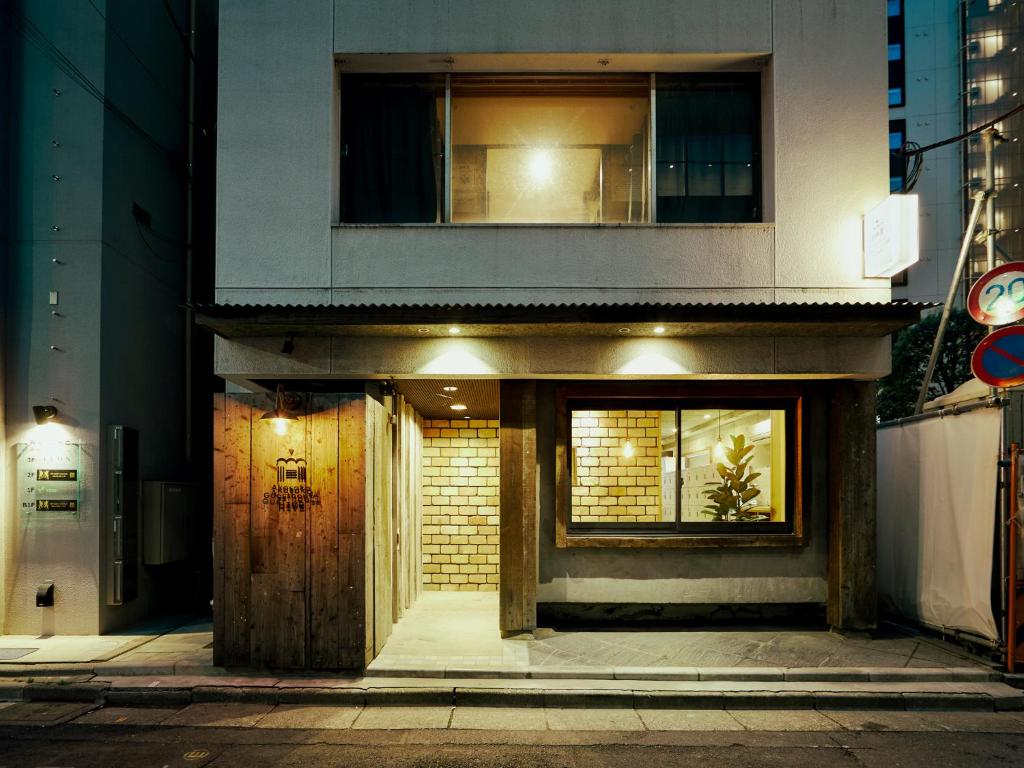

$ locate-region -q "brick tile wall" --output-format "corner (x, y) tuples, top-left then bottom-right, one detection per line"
(571, 410), (665, 523)
(421, 419), (500, 591)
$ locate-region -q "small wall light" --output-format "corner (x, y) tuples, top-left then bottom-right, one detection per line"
(448, 327), (461, 335)
(653, 326), (666, 335)
(261, 385), (298, 435)
(32, 405), (58, 425)
(622, 440), (635, 458)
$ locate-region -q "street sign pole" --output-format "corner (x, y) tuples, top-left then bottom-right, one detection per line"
(914, 190), (987, 414)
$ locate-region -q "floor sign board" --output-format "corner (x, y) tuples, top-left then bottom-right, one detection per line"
(967, 262), (1024, 326)
(972, 325), (1024, 387)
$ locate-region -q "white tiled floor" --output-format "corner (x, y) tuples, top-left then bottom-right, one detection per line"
(370, 592), (530, 671)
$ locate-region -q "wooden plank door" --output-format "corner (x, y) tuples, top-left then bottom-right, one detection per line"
(367, 397), (393, 656)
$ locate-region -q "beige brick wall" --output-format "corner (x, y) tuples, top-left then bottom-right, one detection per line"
(571, 410), (664, 523)
(422, 419), (500, 591)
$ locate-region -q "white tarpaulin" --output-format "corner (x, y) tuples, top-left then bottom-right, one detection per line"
(877, 407), (1001, 641)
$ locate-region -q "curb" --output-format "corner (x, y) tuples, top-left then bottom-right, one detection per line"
(3, 680), (1021, 712)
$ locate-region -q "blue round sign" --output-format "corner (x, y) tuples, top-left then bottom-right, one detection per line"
(972, 326), (1024, 388)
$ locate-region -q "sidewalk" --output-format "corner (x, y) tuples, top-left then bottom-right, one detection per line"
(2, 593), (1022, 713)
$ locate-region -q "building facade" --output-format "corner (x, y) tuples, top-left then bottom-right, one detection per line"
(888, 0), (1022, 303)
(204, 0), (920, 670)
(1, 0), (213, 635)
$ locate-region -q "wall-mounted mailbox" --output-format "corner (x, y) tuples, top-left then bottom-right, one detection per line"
(143, 481), (196, 565)
(36, 582), (54, 607)
(106, 426), (139, 606)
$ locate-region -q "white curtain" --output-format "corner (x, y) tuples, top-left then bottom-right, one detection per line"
(877, 408), (1001, 641)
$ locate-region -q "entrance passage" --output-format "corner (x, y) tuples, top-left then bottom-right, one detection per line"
(421, 418), (500, 593)
(382, 380), (504, 661)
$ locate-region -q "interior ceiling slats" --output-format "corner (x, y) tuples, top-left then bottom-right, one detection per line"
(395, 379), (500, 420)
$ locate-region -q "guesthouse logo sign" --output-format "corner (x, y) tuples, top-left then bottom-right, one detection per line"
(262, 451), (320, 511)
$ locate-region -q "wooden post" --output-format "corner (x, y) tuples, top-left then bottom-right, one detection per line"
(499, 380), (538, 636)
(827, 381), (878, 630)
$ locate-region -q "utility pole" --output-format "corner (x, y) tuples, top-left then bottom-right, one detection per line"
(913, 127), (1002, 415)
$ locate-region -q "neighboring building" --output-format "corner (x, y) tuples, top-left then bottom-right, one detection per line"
(200, 0), (920, 671)
(2, 1), (214, 635)
(889, 0), (1022, 303)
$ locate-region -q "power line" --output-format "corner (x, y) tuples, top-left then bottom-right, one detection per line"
(899, 102), (1024, 157)
(84, 0), (192, 126)
(5, 0), (182, 166)
(161, 0), (195, 62)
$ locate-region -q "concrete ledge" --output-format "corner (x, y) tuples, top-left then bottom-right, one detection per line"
(104, 688), (192, 707)
(813, 691), (906, 710)
(22, 683), (108, 703)
(455, 688), (546, 707)
(275, 687), (367, 705)
(902, 692), (995, 711)
(363, 665), (1000, 684)
(192, 686), (281, 704)
(4, 678), (1021, 713)
(363, 687), (454, 706)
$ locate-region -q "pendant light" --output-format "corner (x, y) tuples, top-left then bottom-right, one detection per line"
(261, 384), (297, 435)
(713, 409), (726, 463)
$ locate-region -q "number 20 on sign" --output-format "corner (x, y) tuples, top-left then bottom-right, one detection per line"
(967, 262), (1024, 326)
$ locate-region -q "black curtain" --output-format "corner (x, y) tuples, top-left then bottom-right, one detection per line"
(656, 75), (760, 224)
(340, 77), (440, 223)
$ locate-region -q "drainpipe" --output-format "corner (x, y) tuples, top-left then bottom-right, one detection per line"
(184, 0), (196, 464)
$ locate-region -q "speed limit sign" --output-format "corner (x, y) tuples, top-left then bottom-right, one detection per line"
(968, 262), (1024, 326)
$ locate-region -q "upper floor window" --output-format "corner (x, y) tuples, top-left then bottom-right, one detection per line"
(339, 72), (762, 225)
(339, 75), (445, 224)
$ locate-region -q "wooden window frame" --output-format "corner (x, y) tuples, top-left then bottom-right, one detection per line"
(554, 382), (807, 549)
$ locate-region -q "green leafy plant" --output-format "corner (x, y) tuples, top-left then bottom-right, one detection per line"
(877, 309), (986, 422)
(701, 434), (766, 522)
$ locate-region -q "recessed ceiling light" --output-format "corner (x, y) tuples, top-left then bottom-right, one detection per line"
(417, 328), (430, 334)
(448, 327), (461, 335)
(450, 403), (467, 411)
(653, 326), (666, 334)
(618, 327), (631, 334)
(443, 386), (458, 392)
(463, 415), (471, 420)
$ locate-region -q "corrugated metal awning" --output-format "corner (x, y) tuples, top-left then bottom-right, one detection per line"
(193, 300), (932, 338)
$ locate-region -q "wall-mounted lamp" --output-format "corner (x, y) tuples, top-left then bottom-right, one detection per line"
(32, 405), (59, 425)
(281, 334), (295, 355)
(260, 385), (298, 435)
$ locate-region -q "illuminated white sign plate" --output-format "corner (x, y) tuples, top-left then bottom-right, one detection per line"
(864, 194), (919, 278)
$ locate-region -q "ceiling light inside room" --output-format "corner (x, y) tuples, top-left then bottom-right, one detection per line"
(527, 148), (554, 186)
(653, 326), (666, 334)
(448, 327), (461, 335)
(443, 386), (458, 392)
(450, 403), (468, 411)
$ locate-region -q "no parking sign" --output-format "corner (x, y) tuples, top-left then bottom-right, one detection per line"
(971, 325), (1024, 388)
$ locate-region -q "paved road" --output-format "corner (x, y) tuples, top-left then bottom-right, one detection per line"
(0, 703), (1023, 767)
(0, 726), (1022, 767)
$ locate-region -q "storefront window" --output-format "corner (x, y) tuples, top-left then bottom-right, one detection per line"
(566, 398), (796, 537)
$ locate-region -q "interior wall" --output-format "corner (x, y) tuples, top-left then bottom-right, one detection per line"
(421, 419), (500, 591)
(537, 381), (830, 607)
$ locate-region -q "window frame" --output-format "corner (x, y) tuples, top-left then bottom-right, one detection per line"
(337, 70), (764, 226)
(555, 383), (806, 549)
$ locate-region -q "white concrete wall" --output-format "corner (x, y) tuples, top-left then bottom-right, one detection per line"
(892, 0), (963, 304)
(215, 0), (893, 309)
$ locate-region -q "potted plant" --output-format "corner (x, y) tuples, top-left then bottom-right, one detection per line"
(701, 433), (767, 522)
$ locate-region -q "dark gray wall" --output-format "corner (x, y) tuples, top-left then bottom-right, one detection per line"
(536, 382), (829, 607)
(3, 0), (193, 634)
